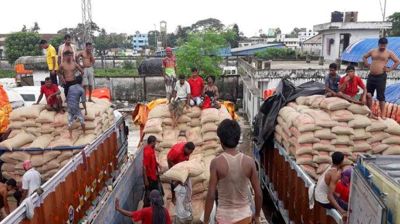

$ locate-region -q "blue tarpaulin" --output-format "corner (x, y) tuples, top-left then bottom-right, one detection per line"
(384, 82), (400, 104)
(341, 37), (400, 69)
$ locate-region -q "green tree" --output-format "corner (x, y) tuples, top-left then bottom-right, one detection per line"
(49, 34), (65, 49)
(5, 32), (42, 64)
(94, 29), (110, 56)
(191, 18), (224, 32)
(21, 25), (27, 32)
(147, 30), (160, 49)
(228, 24), (240, 48)
(254, 48), (296, 60)
(388, 12), (400, 36)
(175, 30), (229, 77)
(31, 22), (40, 33)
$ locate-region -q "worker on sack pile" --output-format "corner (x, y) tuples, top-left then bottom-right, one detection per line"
(167, 142), (195, 203)
(169, 75), (191, 127)
(76, 42), (96, 102)
(315, 151), (348, 220)
(39, 40), (59, 85)
(115, 189), (171, 224)
(204, 119), (262, 224)
(21, 160), (41, 200)
(59, 50), (84, 97)
(202, 76), (220, 109)
(0, 178), (17, 218)
(363, 37), (400, 119)
(162, 47), (177, 101)
(187, 67), (204, 107)
(334, 167), (352, 211)
(66, 76), (87, 138)
(325, 63), (340, 97)
(143, 136), (163, 207)
(58, 34), (77, 65)
(35, 77), (64, 113)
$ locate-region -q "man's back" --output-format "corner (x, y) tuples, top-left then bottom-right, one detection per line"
(67, 84), (84, 112)
(22, 168), (41, 196)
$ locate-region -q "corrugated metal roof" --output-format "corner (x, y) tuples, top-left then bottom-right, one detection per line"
(341, 37), (400, 68)
(231, 43), (284, 53)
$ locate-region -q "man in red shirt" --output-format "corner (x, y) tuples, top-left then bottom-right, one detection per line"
(115, 190), (171, 224)
(335, 168), (352, 211)
(143, 136), (161, 207)
(338, 65), (372, 106)
(35, 77), (63, 112)
(187, 67), (204, 106)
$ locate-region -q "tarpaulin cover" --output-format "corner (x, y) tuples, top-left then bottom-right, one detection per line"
(253, 79), (325, 150)
(383, 82), (400, 104)
(138, 58), (163, 75)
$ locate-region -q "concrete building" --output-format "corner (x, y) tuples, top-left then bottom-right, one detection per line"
(302, 34), (322, 56)
(314, 21), (392, 61)
(132, 31), (148, 51)
(298, 30), (318, 42)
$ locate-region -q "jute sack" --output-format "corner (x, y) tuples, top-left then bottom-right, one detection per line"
(148, 104), (171, 119)
(56, 151), (74, 163)
(9, 121), (24, 129)
(177, 123), (190, 131)
(1, 163), (14, 172)
(371, 143), (389, 154)
(296, 154), (315, 166)
(202, 132), (219, 142)
(331, 110), (354, 122)
(201, 123), (218, 134)
(382, 136), (400, 144)
(347, 104), (371, 115)
(30, 134), (53, 149)
(10, 107), (28, 121)
(36, 110), (56, 123)
(314, 129), (337, 140)
(143, 118), (163, 133)
(42, 161), (59, 171)
(382, 146), (400, 155)
(31, 154), (45, 167)
(313, 141), (335, 152)
(298, 132), (320, 144)
(293, 114), (315, 128)
(53, 113), (68, 127)
(192, 199), (205, 223)
(186, 127), (203, 146)
(383, 118), (400, 135)
(162, 162), (189, 183)
(0, 152), (28, 163)
(295, 144), (314, 156)
(74, 134), (97, 146)
(287, 102), (299, 109)
(348, 115), (371, 128)
(334, 145), (353, 156)
(26, 127), (41, 137)
(0, 132), (35, 150)
(43, 151), (62, 163)
(366, 120), (387, 132)
(186, 158), (205, 177)
(23, 119), (39, 128)
(42, 169), (58, 180)
(317, 163), (331, 174)
(331, 135), (353, 145)
(310, 95), (326, 108)
(40, 124), (56, 134)
(201, 108), (219, 124)
(25, 104), (45, 119)
(187, 106), (201, 118)
(190, 118), (201, 127)
(192, 182), (206, 195)
(202, 141), (219, 151)
(332, 126), (354, 135)
(163, 118), (173, 126)
(178, 115), (191, 123)
(313, 154), (332, 164)
(351, 129), (371, 140)
(353, 140), (372, 152)
(295, 96), (308, 105)
(320, 97), (351, 111)
(367, 132), (390, 144)
(8, 130), (21, 139)
(299, 124), (321, 133)
(300, 165), (318, 180)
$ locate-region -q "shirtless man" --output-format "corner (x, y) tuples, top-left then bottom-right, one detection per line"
(0, 179), (17, 217)
(58, 34), (77, 65)
(204, 119), (262, 224)
(76, 42), (95, 102)
(59, 51), (84, 97)
(363, 37), (400, 118)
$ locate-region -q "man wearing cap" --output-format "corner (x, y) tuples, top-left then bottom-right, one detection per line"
(21, 160), (41, 200)
(162, 47), (177, 100)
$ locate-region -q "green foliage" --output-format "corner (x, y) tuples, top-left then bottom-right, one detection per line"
(94, 29), (131, 56)
(49, 34), (65, 49)
(0, 69), (15, 78)
(122, 60), (135, 70)
(94, 68), (138, 77)
(175, 30), (229, 77)
(5, 32), (42, 64)
(388, 12), (400, 36)
(255, 48), (296, 60)
(57, 22), (100, 48)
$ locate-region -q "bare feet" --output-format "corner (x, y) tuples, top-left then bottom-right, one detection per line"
(89, 98), (94, 103)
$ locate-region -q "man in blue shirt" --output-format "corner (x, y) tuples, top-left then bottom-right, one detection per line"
(325, 63), (340, 96)
(66, 76), (87, 138)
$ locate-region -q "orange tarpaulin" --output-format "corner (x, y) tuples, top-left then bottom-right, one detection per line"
(88, 88), (111, 101)
(0, 84), (12, 134)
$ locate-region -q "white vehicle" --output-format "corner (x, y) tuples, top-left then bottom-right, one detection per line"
(222, 66), (238, 76)
(4, 88), (24, 109)
(9, 86), (65, 107)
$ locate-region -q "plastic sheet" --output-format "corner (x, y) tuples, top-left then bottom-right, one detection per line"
(138, 58), (163, 75)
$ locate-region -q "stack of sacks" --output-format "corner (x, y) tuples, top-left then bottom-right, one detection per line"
(188, 107), (202, 127)
(9, 105), (45, 137)
(177, 112), (191, 132)
(275, 95), (400, 180)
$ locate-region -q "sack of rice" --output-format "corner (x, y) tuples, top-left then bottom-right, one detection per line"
(36, 110), (56, 123)
(85, 121), (100, 130)
(317, 163), (331, 174)
(330, 110), (354, 122)
(192, 199), (205, 222)
(8, 130), (21, 139)
(310, 95), (326, 108)
(190, 118), (201, 127)
(53, 113), (68, 127)
(353, 140), (372, 152)
(383, 118), (400, 135)
(56, 151), (74, 163)
(298, 132), (320, 144)
(348, 115), (371, 128)
(186, 127), (203, 146)
(31, 154), (45, 167)
(1, 152), (30, 163)
(30, 134), (53, 149)
(187, 106), (201, 118)
(367, 132), (390, 144)
(201, 108), (219, 124)
(201, 123), (218, 134)
(382, 146), (400, 155)
(299, 124), (321, 132)
(295, 144), (314, 155)
(296, 154), (315, 166)
(366, 119), (387, 132)
(148, 104), (171, 119)
(178, 115), (191, 123)
(202, 132), (219, 142)
(331, 135), (353, 145)
(371, 143), (389, 154)
(177, 123), (190, 131)
(313, 140), (335, 152)
(9, 121), (24, 129)
(300, 165), (318, 179)
(320, 97), (351, 111)
(48, 136), (77, 148)
(40, 124), (56, 134)
(293, 114), (315, 129)
(43, 151), (62, 163)
(42, 169), (58, 180)
(202, 141), (219, 151)
(157, 153), (169, 174)
(295, 96), (308, 105)
(23, 119), (38, 128)
(0, 132), (35, 150)
(42, 161), (59, 171)
(351, 129), (371, 140)
(143, 118), (163, 133)
(332, 126), (354, 135)
(10, 107), (28, 121)
(74, 134), (97, 146)
(313, 153), (332, 164)
(347, 104), (371, 115)
(162, 162), (189, 183)
(186, 159), (205, 177)
(287, 102), (298, 109)
(163, 118), (173, 126)
(314, 129), (337, 140)
(334, 145), (353, 156)
(382, 136), (400, 144)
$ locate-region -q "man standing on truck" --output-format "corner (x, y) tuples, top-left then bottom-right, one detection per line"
(162, 47), (177, 101)
(39, 40), (59, 85)
(315, 151), (347, 218)
(187, 67), (204, 106)
(66, 76), (87, 138)
(338, 65), (372, 106)
(325, 63), (340, 96)
(0, 178), (17, 217)
(35, 77), (63, 113)
(58, 34), (77, 65)
(143, 136), (162, 207)
(204, 119), (263, 224)
(363, 37), (400, 118)
(21, 160), (41, 200)
(59, 51), (84, 97)
(76, 42), (96, 102)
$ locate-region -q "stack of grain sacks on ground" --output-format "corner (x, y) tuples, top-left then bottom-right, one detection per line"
(275, 95), (400, 180)
(0, 98), (114, 182)
(142, 104), (232, 223)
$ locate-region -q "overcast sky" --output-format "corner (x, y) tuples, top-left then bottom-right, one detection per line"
(1, 0), (399, 36)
